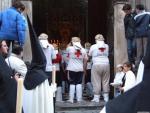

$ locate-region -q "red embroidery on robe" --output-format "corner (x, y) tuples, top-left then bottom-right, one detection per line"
(99, 48), (106, 52)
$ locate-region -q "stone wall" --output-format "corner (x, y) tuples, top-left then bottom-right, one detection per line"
(21, 0), (32, 62)
(0, 0), (11, 11)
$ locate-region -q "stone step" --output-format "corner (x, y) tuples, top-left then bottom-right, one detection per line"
(55, 100), (104, 113)
(56, 110), (100, 113)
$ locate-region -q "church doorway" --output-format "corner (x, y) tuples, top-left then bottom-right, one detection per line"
(32, 0), (109, 45)
(32, 0), (114, 99)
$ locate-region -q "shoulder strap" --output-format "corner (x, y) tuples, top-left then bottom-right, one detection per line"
(121, 73), (126, 87)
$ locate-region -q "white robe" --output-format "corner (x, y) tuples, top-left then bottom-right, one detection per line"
(136, 61), (144, 85)
(23, 80), (56, 113)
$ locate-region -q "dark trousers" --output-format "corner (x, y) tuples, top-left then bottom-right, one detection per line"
(45, 72), (52, 85)
(127, 38), (136, 63)
(68, 71), (83, 85)
(56, 71), (62, 87)
(85, 69), (91, 84)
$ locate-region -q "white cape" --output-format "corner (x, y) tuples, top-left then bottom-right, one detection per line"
(23, 80), (56, 113)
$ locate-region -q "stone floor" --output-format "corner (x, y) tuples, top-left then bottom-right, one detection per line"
(55, 100), (104, 113)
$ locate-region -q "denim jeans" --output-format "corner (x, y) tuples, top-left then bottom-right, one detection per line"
(127, 38), (136, 63)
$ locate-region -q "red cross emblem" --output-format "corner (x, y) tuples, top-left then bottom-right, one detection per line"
(99, 48), (106, 52)
(75, 50), (82, 58)
(67, 53), (70, 58)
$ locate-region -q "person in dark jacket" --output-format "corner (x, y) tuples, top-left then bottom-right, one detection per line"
(0, 40), (21, 113)
(122, 4), (136, 64)
(134, 4), (150, 69)
(0, 1), (27, 47)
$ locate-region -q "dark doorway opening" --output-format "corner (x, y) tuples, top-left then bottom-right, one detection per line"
(32, 0), (108, 44)
(88, 0), (108, 43)
(32, 0), (88, 45)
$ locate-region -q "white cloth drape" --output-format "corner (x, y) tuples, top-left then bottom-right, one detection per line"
(23, 80), (56, 113)
(100, 107), (106, 113)
(136, 61), (144, 85)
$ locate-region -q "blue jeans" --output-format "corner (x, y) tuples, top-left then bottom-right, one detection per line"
(127, 38), (136, 63)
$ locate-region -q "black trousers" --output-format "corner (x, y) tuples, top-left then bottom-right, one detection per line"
(68, 71), (83, 85)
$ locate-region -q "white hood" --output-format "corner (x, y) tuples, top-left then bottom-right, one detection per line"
(72, 42), (82, 50)
(96, 40), (105, 48)
(39, 40), (49, 48)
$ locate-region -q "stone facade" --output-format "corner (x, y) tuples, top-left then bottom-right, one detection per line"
(21, 0), (32, 62)
(0, 0), (11, 11)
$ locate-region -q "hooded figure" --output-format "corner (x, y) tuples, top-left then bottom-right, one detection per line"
(100, 37), (150, 113)
(23, 16), (56, 113)
(0, 53), (18, 113)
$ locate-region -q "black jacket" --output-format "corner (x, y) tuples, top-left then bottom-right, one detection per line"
(135, 12), (150, 38)
(124, 13), (136, 39)
(0, 54), (17, 113)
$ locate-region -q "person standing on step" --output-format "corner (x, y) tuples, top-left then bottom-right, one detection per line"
(84, 42), (94, 100)
(59, 43), (69, 100)
(134, 4), (150, 70)
(52, 44), (63, 102)
(122, 4), (136, 65)
(66, 37), (88, 103)
(89, 34), (110, 103)
(38, 33), (56, 84)
(0, 1), (27, 47)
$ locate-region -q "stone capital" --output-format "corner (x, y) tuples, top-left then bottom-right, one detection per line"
(113, 0), (128, 5)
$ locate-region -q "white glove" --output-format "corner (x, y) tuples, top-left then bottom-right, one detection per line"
(50, 83), (57, 93)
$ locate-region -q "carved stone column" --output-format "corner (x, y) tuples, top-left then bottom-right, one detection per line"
(114, 1), (128, 69)
(21, 0), (32, 62)
(0, 0), (11, 11)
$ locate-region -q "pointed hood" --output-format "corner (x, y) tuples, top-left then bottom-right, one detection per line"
(105, 38), (150, 113)
(24, 15), (48, 90)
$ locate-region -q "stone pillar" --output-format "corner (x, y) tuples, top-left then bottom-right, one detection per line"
(114, 2), (128, 69)
(145, 0), (150, 11)
(21, 0), (32, 62)
(0, 0), (11, 11)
